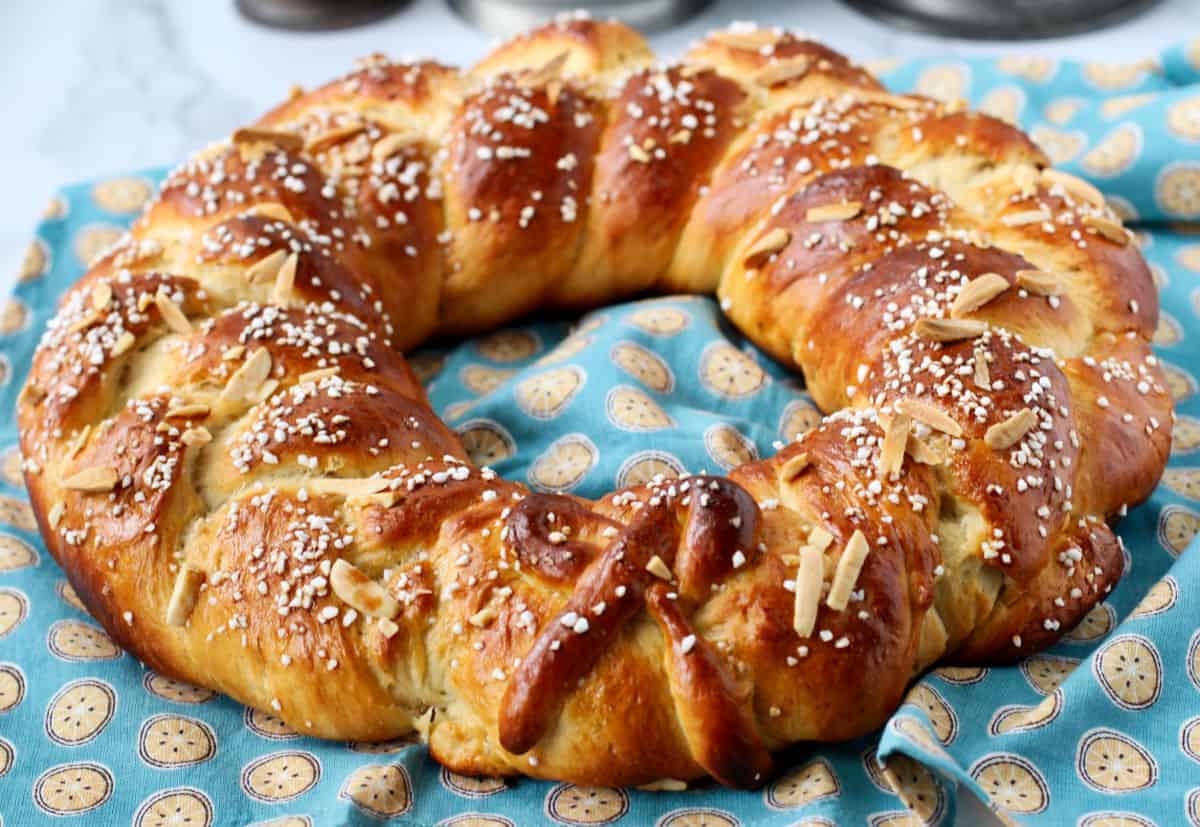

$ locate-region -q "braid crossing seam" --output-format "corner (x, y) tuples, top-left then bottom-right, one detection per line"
(17, 17), (1172, 788)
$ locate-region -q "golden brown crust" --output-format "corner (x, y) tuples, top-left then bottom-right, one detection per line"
(17, 18), (1171, 790)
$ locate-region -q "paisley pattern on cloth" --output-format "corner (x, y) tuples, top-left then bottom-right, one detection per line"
(2, 41), (1200, 827)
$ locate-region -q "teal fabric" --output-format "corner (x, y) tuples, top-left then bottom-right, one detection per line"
(2, 43), (1200, 827)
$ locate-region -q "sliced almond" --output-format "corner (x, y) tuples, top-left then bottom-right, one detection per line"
(906, 434), (946, 465)
(877, 413), (911, 477)
(896, 398), (963, 437)
(984, 407), (1038, 451)
(165, 565), (205, 626)
(914, 317), (987, 342)
(155, 291), (192, 335)
(68, 311), (100, 333)
(1001, 208), (1051, 227)
(63, 466), (119, 493)
(949, 273), (1009, 318)
(744, 227), (791, 269)
(826, 529), (870, 611)
(273, 253), (299, 306)
(330, 558), (400, 619)
(716, 30), (777, 50)
(778, 452), (810, 485)
(231, 127), (303, 153)
(166, 403), (210, 419)
(67, 425), (92, 460)
(246, 249), (289, 284)
(305, 124), (366, 153)
(1041, 169), (1105, 207)
(668, 128), (692, 145)
(137, 292), (154, 312)
(1015, 269), (1060, 296)
(528, 50), (570, 85)
(808, 525), (834, 552)
(222, 344), (246, 361)
(756, 57), (811, 87)
(307, 477), (391, 497)
(298, 367), (339, 384)
(637, 779), (689, 792)
(973, 351), (991, 389)
(371, 133), (415, 163)
(181, 427), (213, 447)
(646, 554), (674, 581)
(378, 617), (400, 638)
(1082, 214), (1130, 245)
(628, 144), (652, 164)
(220, 347), (273, 405)
(469, 606), (497, 628)
(91, 282), (113, 311)
(792, 544), (824, 637)
(248, 203), (296, 225)
(806, 201), (862, 222)
(111, 331), (136, 357)
(48, 502), (65, 529)
(1013, 165), (1040, 199)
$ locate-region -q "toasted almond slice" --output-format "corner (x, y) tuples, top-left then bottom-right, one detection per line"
(778, 452), (810, 485)
(330, 558), (400, 619)
(298, 367), (339, 384)
(166, 403), (210, 419)
(371, 132), (415, 163)
(808, 525), (834, 552)
(949, 273), (1009, 318)
(181, 427), (213, 447)
(1001, 208), (1051, 227)
(906, 434), (946, 465)
(137, 292), (154, 312)
(943, 97), (968, 114)
(878, 413), (911, 477)
(755, 57), (811, 87)
(111, 331), (136, 357)
(896, 398), (963, 437)
(48, 502), (65, 529)
(273, 253), (299, 305)
(1083, 214), (1130, 245)
(308, 477), (391, 497)
(220, 347), (273, 404)
(1015, 269), (1060, 296)
(165, 565), (205, 626)
(668, 128), (692, 144)
(792, 544), (824, 637)
(628, 143), (652, 164)
(378, 617), (400, 638)
(231, 127), (303, 153)
(67, 425), (92, 459)
(968, 229), (993, 249)
(249, 203), (297, 225)
(744, 227), (791, 268)
(91, 282), (113, 311)
(469, 606), (497, 628)
(305, 124), (366, 153)
(914, 317), (987, 342)
(412, 706), (435, 741)
(1041, 169), (1105, 206)
(973, 351), (991, 389)
(984, 407), (1038, 450)
(155, 292), (192, 335)
(68, 311), (100, 333)
(222, 344), (246, 361)
(246, 249), (288, 284)
(826, 529), (870, 611)
(528, 50), (570, 84)
(806, 201), (862, 222)
(1014, 165), (1040, 199)
(63, 466), (119, 493)
(646, 554), (674, 581)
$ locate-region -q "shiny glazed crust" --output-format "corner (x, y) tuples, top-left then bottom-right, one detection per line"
(18, 17), (1172, 788)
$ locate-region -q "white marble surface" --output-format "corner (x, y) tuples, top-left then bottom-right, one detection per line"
(0, 4), (1190, 821)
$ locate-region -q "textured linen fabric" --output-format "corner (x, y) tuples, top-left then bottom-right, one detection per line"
(1, 42), (1200, 827)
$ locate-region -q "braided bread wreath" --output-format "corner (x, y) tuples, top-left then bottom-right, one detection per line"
(18, 17), (1174, 789)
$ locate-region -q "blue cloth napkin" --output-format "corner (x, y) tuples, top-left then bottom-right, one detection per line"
(2, 41), (1200, 827)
